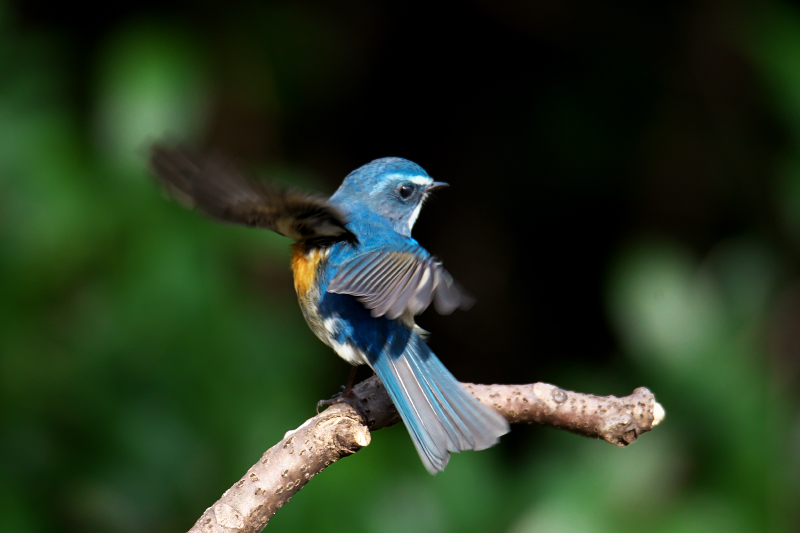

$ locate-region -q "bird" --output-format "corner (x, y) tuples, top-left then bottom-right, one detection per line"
(149, 145), (509, 474)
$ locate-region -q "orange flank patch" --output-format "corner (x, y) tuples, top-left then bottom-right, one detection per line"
(290, 244), (325, 296)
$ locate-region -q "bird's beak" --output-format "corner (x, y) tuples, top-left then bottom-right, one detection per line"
(427, 181), (449, 192)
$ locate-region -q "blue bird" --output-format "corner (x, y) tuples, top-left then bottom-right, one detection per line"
(150, 147), (509, 474)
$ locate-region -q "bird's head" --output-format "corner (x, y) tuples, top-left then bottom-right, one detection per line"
(331, 157), (448, 236)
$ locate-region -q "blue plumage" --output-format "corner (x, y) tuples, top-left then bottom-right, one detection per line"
(308, 158), (509, 473)
(150, 148), (509, 474)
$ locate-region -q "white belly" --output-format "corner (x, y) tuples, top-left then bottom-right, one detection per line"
(323, 317), (369, 366)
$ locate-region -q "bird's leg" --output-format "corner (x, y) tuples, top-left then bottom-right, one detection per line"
(316, 366), (370, 422)
(343, 365), (358, 398)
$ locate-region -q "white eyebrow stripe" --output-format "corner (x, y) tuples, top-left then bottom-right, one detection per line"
(408, 175), (433, 186)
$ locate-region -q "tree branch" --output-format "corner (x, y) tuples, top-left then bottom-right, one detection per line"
(187, 378), (665, 533)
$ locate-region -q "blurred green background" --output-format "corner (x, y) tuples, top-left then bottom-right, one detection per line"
(2, 0), (799, 531)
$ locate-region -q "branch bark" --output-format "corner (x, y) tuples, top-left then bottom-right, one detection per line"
(188, 378), (664, 533)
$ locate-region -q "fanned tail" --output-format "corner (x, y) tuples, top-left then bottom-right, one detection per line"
(368, 336), (509, 474)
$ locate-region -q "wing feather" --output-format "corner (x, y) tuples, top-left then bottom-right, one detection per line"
(149, 145), (351, 242)
(328, 251), (473, 319)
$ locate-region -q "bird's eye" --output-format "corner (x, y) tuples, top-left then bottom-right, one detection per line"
(398, 184), (414, 199)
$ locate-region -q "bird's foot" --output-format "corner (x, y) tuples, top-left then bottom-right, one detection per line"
(316, 391), (344, 414)
(316, 387), (370, 423)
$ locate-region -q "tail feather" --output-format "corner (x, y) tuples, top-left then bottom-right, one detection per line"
(403, 347), (476, 450)
(368, 336), (509, 474)
(378, 351), (451, 471)
(422, 354), (508, 451)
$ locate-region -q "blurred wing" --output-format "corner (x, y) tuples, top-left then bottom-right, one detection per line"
(328, 251), (473, 319)
(149, 145), (350, 241)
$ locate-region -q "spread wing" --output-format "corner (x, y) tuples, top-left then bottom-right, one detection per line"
(149, 145), (351, 242)
(327, 251), (474, 319)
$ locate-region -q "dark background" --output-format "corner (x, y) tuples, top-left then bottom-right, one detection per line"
(2, 1), (798, 531)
